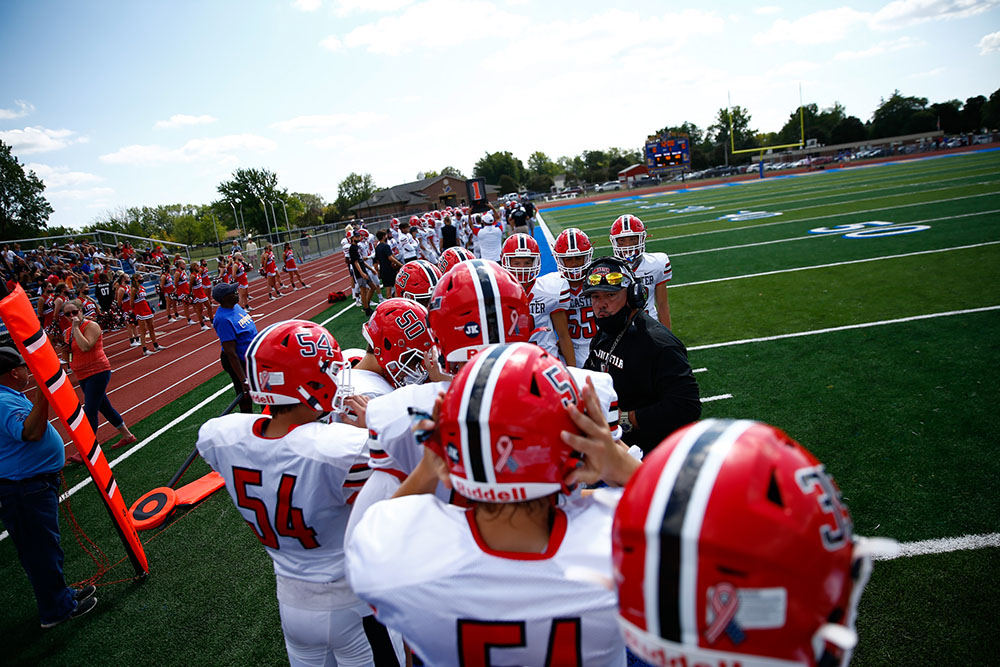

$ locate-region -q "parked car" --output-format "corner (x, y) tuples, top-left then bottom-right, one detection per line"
(594, 180), (622, 192)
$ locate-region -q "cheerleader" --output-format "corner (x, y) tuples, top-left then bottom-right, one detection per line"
(174, 261), (193, 324)
(160, 265), (180, 322)
(131, 273), (162, 356)
(189, 265), (211, 330)
(115, 273), (139, 346)
(199, 260), (215, 320)
(232, 252), (251, 311)
(282, 242), (308, 289)
(262, 244), (283, 299)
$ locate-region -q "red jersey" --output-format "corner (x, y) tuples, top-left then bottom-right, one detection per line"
(284, 249), (297, 270)
(264, 252), (277, 274)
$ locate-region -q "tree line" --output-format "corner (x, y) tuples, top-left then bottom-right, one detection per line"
(2, 86), (997, 243)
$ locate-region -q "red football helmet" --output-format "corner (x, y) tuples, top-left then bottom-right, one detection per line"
(500, 233), (541, 285)
(390, 217), (400, 230)
(431, 210), (442, 220)
(610, 214), (647, 261)
(362, 298), (434, 388)
(394, 259), (442, 307)
(613, 419), (883, 667)
(245, 320), (348, 413)
(434, 342), (582, 502)
(438, 246), (475, 274)
(553, 228), (593, 281)
(408, 215), (421, 227)
(427, 259), (529, 364)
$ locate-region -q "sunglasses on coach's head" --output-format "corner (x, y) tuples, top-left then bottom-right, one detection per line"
(586, 271), (626, 287)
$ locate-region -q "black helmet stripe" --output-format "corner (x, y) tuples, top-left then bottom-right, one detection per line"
(647, 419), (750, 643)
(470, 260), (501, 344)
(460, 345), (507, 483)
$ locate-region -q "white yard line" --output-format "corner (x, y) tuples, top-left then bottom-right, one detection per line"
(700, 393), (732, 402)
(689, 305), (1000, 351)
(671, 210), (1000, 258)
(874, 532), (1000, 561)
(673, 240), (1000, 289)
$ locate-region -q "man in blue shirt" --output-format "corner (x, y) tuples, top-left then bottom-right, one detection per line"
(0, 346), (98, 627)
(212, 283), (258, 414)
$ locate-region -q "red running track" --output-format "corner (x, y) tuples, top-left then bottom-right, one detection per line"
(44, 252), (352, 458)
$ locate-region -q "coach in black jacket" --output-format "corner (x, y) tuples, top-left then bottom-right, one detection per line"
(582, 257), (701, 454)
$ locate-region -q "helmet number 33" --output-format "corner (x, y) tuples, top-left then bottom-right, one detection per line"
(795, 465), (852, 551)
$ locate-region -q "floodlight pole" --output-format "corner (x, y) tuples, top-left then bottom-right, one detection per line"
(269, 200), (279, 243)
(259, 197), (272, 242)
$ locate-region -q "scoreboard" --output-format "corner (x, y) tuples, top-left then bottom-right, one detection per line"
(645, 134), (690, 173)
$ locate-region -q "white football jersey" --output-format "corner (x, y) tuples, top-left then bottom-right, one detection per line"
(340, 237), (351, 261)
(563, 283), (596, 367)
(477, 224), (503, 262)
(527, 272), (568, 335)
(346, 494), (626, 667)
(632, 251), (672, 319)
(365, 381), (450, 478)
(567, 366), (622, 441)
(197, 414), (370, 583)
(397, 233), (420, 261)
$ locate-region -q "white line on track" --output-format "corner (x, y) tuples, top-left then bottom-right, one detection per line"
(688, 305), (1000, 351)
(672, 239), (1000, 289)
(873, 532), (1000, 561)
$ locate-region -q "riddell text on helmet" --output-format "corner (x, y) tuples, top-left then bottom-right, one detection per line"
(451, 478), (528, 502)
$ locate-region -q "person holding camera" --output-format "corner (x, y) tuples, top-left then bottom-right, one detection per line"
(581, 257), (701, 454)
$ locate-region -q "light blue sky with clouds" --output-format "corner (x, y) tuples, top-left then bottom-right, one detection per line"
(1, 0), (998, 230)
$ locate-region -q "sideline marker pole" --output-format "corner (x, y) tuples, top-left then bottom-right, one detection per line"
(0, 284), (149, 578)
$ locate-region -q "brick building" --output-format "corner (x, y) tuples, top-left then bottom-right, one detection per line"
(351, 174), (499, 218)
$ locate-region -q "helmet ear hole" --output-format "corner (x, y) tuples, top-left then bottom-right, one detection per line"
(384, 339), (392, 351)
(766, 469), (784, 507)
(529, 376), (541, 397)
(307, 381), (324, 390)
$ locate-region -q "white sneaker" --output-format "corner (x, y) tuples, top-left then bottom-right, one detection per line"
(142, 348), (151, 356)
(129, 339), (139, 348)
(201, 325), (210, 331)
(188, 319), (196, 325)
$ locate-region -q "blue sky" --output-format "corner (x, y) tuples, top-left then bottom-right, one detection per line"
(1, 0), (998, 230)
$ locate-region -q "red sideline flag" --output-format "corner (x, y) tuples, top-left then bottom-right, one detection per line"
(0, 284), (148, 578)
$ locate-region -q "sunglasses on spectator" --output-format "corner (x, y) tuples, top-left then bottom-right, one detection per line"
(64, 309), (80, 316)
(586, 271), (626, 287)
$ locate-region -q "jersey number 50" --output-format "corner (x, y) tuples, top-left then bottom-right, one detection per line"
(457, 618), (581, 666)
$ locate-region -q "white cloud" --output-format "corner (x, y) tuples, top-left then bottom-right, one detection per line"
(272, 111), (386, 132)
(0, 126), (88, 154)
(0, 100), (35, 120)
(978, 30), (1000, 53)
(154, 114), (218, 129)
(328, 0), (526, 55)
(482, 8), (724, 73)
(332, 0), (414, 16)
(834, 35), (925, 59)
(767, 60), (821, 77)
(292, 0), (322, 10)
(99, 134), (276, 166)
(319, 35), (343, 51)
(753, 7), (871, 45)
(47, 187), (115, 201)
(25, 163), (103, 189)
(871, 0), (999, 29)
(907, 66), (946, 77)
(754, 6), (781, 14)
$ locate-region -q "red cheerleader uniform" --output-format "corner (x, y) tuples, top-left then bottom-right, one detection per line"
(284, 249), (298, 272)
(133, 287), (154, 320)
(235, 262), (249, 288)
(263, 251), (277, 277)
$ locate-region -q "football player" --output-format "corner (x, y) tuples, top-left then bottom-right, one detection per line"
(587, 418), (895, 667)
(197, 320), (402, 667)
(500, 233), (575, 365)
(346, 343), (627, 666)
(552, 227), (596, 367)
(393, 260), (441, 309)
(609, 214), (672, 328)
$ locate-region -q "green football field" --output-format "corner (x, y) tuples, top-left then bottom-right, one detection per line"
(3, 150), (998, 665)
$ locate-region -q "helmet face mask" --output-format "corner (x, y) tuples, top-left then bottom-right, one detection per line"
(553, 228), (593, 281)
(362, 298), (434, 388)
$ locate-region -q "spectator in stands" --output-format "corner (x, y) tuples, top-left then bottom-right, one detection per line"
(0, 347), (99, 628)
(211, 283), (257, 414)
(60, 301), (138, 448)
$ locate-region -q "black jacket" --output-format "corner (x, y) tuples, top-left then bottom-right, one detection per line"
(584, 310), (701, 454)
